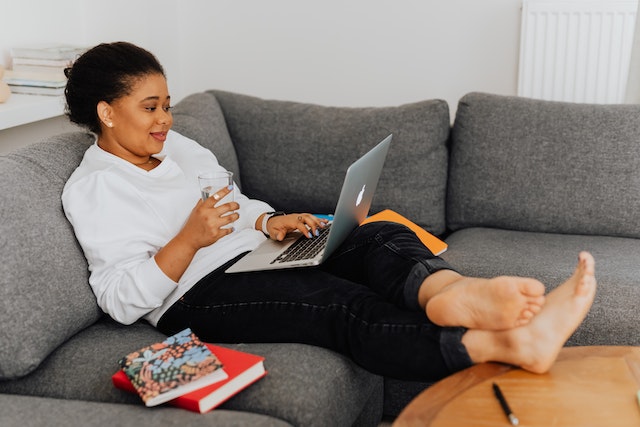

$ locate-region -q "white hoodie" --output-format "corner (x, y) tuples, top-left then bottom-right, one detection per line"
(62, 130), (272, 326)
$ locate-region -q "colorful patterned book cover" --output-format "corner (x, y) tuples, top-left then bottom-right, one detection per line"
(118, 328), (227, 407)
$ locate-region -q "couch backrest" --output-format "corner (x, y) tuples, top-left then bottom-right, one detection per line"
(447, 92), (640, 238)
(0, 133), (102, 379)
(170, 91), (242, 184)
(210, 90), (451, 235)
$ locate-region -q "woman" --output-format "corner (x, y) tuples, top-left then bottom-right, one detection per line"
(62, 42), (596, 381)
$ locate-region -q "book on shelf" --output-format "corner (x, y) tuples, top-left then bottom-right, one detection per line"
(360, 209), (448, 255)
(4, 69), (66, 85)
(7, 85), (65, 96)
(12, 57), (75, 72)
(12, 64), (69, 74)
(117, 328), (228, 407)
(11, 44), (87, 61)
(6, 80), (66, 89)
(113, 342), (267, 413)
(4, 68), (68, 97)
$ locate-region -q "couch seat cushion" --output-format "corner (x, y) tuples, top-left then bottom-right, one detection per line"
(0, 318), (382, 427)
(442, 227), (640, 347)
(0, 394), (292, 427)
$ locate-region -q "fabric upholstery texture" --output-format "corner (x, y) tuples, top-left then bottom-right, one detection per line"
(447, 92), (640, 238)
(0, 134), (102, 379)
(0, 318), (382, 427)
(170, 91), (242, 184)
(1, 394), (292, 427)
(211, 90), (451, 235)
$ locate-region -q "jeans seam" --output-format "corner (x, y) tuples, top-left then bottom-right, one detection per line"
(333, 232), (410, 263)
(330, 236), (378, 259)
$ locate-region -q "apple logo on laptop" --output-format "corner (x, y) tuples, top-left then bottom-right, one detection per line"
(356, 184), (366, 206)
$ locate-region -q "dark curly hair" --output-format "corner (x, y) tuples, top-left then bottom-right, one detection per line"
(64, 42), (165, 134)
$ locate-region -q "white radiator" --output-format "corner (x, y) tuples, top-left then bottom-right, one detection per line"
(518, 0), (638, 103)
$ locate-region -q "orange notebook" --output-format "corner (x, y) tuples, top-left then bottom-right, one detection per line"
(361, 209), (448, 255)
(113, 344), (266, 413)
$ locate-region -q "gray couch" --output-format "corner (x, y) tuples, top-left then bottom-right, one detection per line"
(1, 90), (638, 426)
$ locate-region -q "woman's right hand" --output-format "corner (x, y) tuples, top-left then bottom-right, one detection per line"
(181, 185), (240, 250)
(154, 185), (239, 283)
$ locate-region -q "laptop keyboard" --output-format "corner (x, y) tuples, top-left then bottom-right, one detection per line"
(271, 224), (331, 264)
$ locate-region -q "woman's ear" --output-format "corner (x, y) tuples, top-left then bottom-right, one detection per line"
(97, 101), (114, 128)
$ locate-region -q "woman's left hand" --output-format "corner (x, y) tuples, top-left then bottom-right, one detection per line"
(266, 213), (329, 241)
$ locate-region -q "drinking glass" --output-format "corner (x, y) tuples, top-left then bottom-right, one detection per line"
(198, 171), (234, 204)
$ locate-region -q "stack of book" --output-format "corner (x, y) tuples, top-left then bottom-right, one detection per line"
(113, 328), (267, 413)
(3, 44), (87, 96)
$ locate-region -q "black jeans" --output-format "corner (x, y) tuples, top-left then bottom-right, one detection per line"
(158, 222), (472, 381)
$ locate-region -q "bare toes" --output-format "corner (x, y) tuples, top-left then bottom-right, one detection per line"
(522, 280), (546, 297)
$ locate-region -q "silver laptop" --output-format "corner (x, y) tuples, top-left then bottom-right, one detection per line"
(225, 134), (392, 273)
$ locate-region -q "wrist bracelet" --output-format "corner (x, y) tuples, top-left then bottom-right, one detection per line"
(261, 211), (285, 236)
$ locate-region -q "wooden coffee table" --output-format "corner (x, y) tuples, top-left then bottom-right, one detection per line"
(394, 346), (640, 427)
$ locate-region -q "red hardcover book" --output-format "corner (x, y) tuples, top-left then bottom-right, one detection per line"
(113, 344), (266, 413)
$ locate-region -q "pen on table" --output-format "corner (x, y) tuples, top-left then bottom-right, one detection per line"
(493, 382), (519, 426)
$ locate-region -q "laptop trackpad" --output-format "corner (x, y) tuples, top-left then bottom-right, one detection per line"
(251, 235), (297, 256)
(225, 234), (299, 273)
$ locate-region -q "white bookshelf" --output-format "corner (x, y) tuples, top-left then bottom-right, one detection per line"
(0, 94), (65, 131)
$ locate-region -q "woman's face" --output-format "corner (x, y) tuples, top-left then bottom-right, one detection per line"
(97, 73), (173, 163)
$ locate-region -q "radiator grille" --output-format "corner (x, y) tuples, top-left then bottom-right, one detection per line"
(518, 0), (638, 103)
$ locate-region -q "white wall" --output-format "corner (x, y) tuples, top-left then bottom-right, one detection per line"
(628, 1), (640, 103)
(0, 1), (84, 65)
(0, 0), (522, 150)
(175, 0), (521, 108)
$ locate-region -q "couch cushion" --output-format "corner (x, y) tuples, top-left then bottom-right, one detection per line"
(171, 91), (242, 186)
(0, 318), (383, 427)
(0, 133), (102, 380)
(447, 92), (640, 238)
(441, 227), (640, 347)
(0, 394), (292, 427)
(211, 90), (451, 235)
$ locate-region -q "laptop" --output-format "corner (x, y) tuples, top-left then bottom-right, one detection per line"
(225, 134), (392, 273)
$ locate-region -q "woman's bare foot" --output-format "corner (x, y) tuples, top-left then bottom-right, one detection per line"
(463, 252), (596, 374)
(424, 272), (546, 330)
